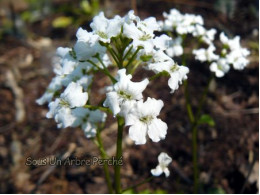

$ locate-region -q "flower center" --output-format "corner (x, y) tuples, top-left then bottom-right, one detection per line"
(170, 64), (179, 72)
(139, 34), (152, 41)
(139, 115), (154, 124)
(118, 90), (132, 100)
(59, 99), (70, 107)
(97, 31), (108, 39)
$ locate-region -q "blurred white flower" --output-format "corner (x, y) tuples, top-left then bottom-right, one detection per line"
(193, 45), (219, 62)
(193, 25), (216, 45)
(36, 76), (63, 105)
(151, 152), (172, 177)
(161, 9), (203, 35)
(72, 107), (107, 138)
(227, 49), (250, 70)
(165, 36), (183, 57)
(74, 28), (106, 61)
(210, 58), (230, 77)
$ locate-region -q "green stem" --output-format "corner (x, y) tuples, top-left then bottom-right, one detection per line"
(122, 45), (133, 61)
(184, 74), (214, 194)
(84, 105), (112, 114)
(191, 124), (198, 194)
(125, 47), (142, 69)
(114, 116), (124, 193)
(87, 59), (117, 84)
(121, 176), (154, 193)
(184, 79), (195, 123)
(195, 74), (214, 120)
(107, 46), (120, 67)
(149, 71), (170, 81)
(95, 129), (114, 193)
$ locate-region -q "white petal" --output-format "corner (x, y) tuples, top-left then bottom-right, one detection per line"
(103, 92), (120, 116)
(129, 121), (147, 145)
(158, 152), (172, 166)
(168, 73), (179, 93)
(55, 107), (76, 128)
(147, 118), (167, 142)
(82, 122), (97, 138)
(61, 82), (88, 107)
(164, 168), (170, 177)
(151, 165), (163, 176)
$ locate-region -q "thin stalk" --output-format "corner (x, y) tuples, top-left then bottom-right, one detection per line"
(122, 45), (133, 61)
(95, 129), (114, 193)
(114, 116), (124, 193)
(185, 74), (214, 194)
(87, 59), (117, 84)
(125, 47), (142, 69)
(84, 105), (112, 114)
(184, 80), (195, 124)
(121, 176), (154, 193)
(107, 46), (120, 67)
(149, 71), (170, 81)
(191, 123), (199, 194)
(195, 74), (214, 120)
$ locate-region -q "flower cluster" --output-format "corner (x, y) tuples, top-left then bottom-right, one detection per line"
(159, 8), (250, 78)
(37, 10), (189, 144)
(37, 8), (250, 184)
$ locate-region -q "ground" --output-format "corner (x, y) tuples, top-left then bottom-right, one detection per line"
(0, 0), (258, 193)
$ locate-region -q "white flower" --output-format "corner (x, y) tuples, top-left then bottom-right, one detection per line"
(192, 25), (216, 45)
(72, 107), (107, 138)
(165, 36), (183, 57)
(210, 58), (230, 77)
(148, 51), (189, 93)
(45, 82), (88, 128)
(74, 28), (106, 61)
(56, 47), (71, 58)
(193, 45), (219, 62)
(62, 63), (93, 90)
(56, 50), (78, 76)
(36, 76), (63, 105)
(123, 22), (154, 53)
(152, 34), (172, 51)
(219, 32), (250, 70)
(46, 99), (77, 128)
(161, 9), (183, 31)
(125, 97), (167, 145)
(161, 9), (203, 35)
(123, 10), (140, 24)
(151, 152), (172, 177)
(90, 12), (122, 43)
(60, 82), (88, 108)
(226, 49), (250, 70)
(123, 17), (159, 54)
(103, 69), (149, 116)
(220, 32), (241, 50)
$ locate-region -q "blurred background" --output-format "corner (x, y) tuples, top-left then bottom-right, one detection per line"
(0, 0), (258, 193)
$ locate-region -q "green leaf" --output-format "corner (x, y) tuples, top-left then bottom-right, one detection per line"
(80, 0), (92, 14)
(154, 189), (167, 194)
(139, 189), (151, 194)
(208, 187), (226, 194)
(198, 114), (215, 127)
(52, 16), (73, 28)
(122, 189), (135, 194)
(140, 55), (152, 62)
